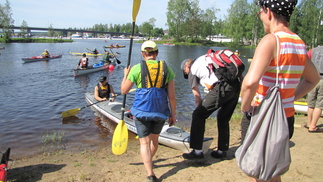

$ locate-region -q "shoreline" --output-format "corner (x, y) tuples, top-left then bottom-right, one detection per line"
(5, 114), (323, 181)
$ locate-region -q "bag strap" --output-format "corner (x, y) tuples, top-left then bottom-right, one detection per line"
(274, 34), (280, 86)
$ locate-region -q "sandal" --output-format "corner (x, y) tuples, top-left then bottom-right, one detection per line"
(308, 127), (323, 133)
(303, 124), (309, 129)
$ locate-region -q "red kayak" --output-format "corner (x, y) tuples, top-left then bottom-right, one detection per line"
(0, 148), (10, 182)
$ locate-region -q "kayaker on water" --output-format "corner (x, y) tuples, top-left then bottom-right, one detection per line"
(92, 48), (98, 54)
(94, 76), (116, 102)
(76, 53), (89, 69)
(102, 51), (114, 64)
(41, 49), (50, 58)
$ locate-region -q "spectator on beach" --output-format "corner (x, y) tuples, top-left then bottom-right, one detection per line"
(76, 53), (89, 69)
(306, 45), (323, 132)
(240, 0), (320, 181)
(180, 52), (243, 160)
(121, 40), (176, 182)
(94, 76), (116, 102)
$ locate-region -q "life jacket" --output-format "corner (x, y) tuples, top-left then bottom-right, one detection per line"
(131, 60), (170, 121)
(97, 83), (110, 99)
(80, 57), (88, 68)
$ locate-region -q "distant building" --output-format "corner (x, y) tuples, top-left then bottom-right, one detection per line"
(206, 34), (233, 43)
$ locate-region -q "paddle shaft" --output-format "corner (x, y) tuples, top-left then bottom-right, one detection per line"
(121, 0), (141, 121)
(121, 22), (136, 121)
(106, 48), (121, 64)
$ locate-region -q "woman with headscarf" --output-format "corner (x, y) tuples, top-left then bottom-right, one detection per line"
(240, 0), (320, 181)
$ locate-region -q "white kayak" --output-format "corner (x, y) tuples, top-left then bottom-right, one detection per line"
(85, 92), (214, 154)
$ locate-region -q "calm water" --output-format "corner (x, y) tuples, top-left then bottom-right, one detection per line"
(0, 39), (254, 158)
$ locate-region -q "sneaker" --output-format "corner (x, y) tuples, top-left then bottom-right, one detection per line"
(211, 150), (227, 159)
(147, 175), (158, 182)
(182, 150), (204, 160)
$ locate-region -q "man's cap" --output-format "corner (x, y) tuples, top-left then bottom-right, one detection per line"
(258, 0), (297, 17)
(99, 76), (107, 82)
(181, 59), (189, 79)
(141, 40), (158, 52)
(82, 53), (86, 57)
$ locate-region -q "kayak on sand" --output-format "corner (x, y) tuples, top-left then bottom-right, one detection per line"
(85, 92), (214, 154)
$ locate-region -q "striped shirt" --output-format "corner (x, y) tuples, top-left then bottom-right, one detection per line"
(253, 31), (307, 117)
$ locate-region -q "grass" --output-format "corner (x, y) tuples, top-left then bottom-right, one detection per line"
(0, 38), (73, 43)
(41, 130), (65, 154)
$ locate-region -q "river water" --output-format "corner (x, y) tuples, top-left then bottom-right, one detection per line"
(0, 39), (254, 158)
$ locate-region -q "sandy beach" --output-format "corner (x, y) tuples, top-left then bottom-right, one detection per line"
(5, 114), (323, 182)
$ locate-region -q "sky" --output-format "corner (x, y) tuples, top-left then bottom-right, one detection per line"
(9, 0), (233, 30)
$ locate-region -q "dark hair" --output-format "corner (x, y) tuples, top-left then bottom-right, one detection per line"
(258, 0), (297, 23)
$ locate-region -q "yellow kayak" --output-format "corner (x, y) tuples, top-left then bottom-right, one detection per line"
(69, 52), (117, 57)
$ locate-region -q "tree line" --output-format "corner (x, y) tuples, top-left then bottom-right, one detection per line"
(1, 0), (322, 47)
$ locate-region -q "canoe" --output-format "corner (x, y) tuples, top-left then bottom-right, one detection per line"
(104, 45), (126, 48)
(73, 62), (116, 77)
(22, 54), (62, 63)
(85, 92), (214, 154)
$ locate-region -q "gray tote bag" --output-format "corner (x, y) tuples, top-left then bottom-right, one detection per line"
(235, 85), (291, 180)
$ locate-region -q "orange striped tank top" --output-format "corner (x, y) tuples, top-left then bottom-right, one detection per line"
(253, 31), (307, 118)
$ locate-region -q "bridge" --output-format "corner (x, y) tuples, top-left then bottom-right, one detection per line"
(0, 26), (142, 38)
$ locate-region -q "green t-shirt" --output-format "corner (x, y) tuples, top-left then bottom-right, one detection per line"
(128, 60), (175, 88)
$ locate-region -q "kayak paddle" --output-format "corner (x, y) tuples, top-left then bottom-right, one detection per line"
(112, 0), (141, 156)
(61, 100), (104, 118)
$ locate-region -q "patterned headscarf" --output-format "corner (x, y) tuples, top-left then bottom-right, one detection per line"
(258, 0), (297, 17)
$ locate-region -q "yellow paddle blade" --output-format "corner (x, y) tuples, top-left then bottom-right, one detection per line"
(132, 0), (141, 22)
(61, 108), (81, 118)
(294, 101), (307, 106)
(112, 120), (128, 155)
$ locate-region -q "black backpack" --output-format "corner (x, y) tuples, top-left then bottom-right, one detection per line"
(206, 49), (245, 83)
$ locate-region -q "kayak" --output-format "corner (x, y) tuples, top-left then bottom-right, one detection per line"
(0, 148), (10, 182)
(163, 43), (175, 46)
(73, 62), (116, 77)
(103, 45), (126, 48)
(85, 92), (214, 154)
(22, 54), (62, 63)
(70, 52), (104, 57)
(0, 47), (5, 50)
(294, 101), (323, 116)
(237, 97), (323, 116)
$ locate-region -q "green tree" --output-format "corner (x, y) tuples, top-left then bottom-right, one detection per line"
(167, 0), (191, 41)
(225, 0), (250, 43)
(291, 0), (322, 47)
(0, 0), (14, 42)
(201, 8), (218, 38)
(183, 0), (202, 42)
(139, 21), (154, 37)
(151, 27), (164, 37)
(48, 24), (55, 37)
(20, 20), (28, 37)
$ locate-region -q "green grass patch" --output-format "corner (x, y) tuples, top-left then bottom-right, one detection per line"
(0, 38), (73, 43)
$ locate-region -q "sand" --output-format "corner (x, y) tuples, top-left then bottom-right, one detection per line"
(5, 115), (323, 182)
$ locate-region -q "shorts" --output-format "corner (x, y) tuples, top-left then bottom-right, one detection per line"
(307, 79), (323, 109)
(135, 117), (166, 138)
